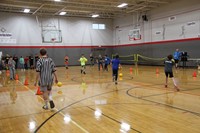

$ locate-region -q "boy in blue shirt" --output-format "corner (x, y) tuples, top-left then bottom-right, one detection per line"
(111, 55), (121, 85)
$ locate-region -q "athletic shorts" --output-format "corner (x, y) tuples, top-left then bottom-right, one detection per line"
(165, 72), (173, 78)
(174, 59), (179, 63)
(40, 85), (52, 92)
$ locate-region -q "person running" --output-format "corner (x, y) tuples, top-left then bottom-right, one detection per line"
(164, 54), (180, 91)
(111, 55), (121, 85)
(64, 55), (69, 69)
(104, 54), (111, 71)
(34, 48), (58, 110)
(78, 54), (87, 74)
(8, 56), (16, 80)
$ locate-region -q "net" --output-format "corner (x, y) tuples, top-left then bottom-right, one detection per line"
(112, 54), (137, 65)
(137, 54), (166, 65)
(112, 54), (166, 66)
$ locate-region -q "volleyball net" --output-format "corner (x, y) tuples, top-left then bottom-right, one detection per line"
(112, 54), (166, 66)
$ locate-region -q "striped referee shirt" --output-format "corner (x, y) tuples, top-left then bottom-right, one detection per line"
(36, 57), (56, 86)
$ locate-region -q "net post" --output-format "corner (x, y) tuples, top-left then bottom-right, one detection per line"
(134, 54), (138, 67)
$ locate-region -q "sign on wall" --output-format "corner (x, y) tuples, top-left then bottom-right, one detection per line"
(0, 33), (16, 44)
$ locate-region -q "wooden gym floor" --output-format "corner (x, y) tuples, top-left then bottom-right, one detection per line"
(0, 65), (200, 133)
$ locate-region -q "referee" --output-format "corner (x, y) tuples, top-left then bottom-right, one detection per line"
(34, 48), (58, 110)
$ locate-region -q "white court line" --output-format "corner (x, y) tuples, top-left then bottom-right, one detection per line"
(18, 80), (89, 133)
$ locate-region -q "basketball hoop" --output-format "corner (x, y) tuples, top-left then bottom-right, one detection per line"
(51, 38), (56, 43)
(133, 35), (141, 40)
(129, 36), (135, 41)
(128, 35), (141, 41)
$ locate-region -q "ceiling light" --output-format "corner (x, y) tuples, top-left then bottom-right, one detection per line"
(24, 9), (30, 13)
(117, 3), (128, 8)
(54, 0), (61, 1)
(59, 12), (66, 15)
(92, 14), (99, 18)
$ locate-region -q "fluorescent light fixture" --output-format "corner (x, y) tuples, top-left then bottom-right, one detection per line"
(59, 11), (66, 15)
(92, 14), (99, 18)
(117, 3), (128, 8)
(54, 0), (61, 1)
(24, 9), (30, 13)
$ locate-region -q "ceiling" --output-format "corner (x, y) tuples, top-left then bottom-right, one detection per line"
(0, 0), (172, 19)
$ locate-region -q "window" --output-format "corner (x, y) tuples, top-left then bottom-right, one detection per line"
(92, 24), (99, 29)
(99, 24), (105, 29)
(92, 24), (105, 30)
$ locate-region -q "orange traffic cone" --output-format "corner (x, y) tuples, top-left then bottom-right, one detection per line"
(193, 71), (197, 77)
(15, 74), (19, 80)
(36, 87), (43, 95)
(156, 68), (159, 74)
(24, 78), (29, 85)
(130, 67), (133, 72)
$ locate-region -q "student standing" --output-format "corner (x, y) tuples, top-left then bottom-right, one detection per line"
(34, 48), (58, 110)
(8, 56), (16, 80)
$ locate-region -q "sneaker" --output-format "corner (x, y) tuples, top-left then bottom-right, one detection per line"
(42, 105), (48, 110)
(115, 81), (118, 85)
(49, 100), (55, 109)
(113, 76), (115, 82)
(165, 85), (167, 88)
(174, 86), (180, 91)
(81, 70), (83, 74)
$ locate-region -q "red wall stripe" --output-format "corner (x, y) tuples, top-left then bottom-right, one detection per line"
(0, 37), (200, 48)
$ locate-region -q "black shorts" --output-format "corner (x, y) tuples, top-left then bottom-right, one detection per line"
(165, 72), (173, 78)
(174, 59), (179, 63)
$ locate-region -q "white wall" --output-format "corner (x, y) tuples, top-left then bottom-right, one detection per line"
(113, 0), (200, 45)
(0, 12), (113, 46)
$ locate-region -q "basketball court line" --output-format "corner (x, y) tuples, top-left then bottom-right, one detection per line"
(32, 85), (136, 132)
(15, 75), (200, 132)
(126, 88), (200, 117)
(17, 80), (89, 133)
(87, 106), (142, 133)
(140, 87), (200, 98)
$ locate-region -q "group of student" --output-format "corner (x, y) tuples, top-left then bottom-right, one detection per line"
(1, 54), (38, 70)
(0, 54), (39, 80)
(33, 49), (121, 110)
(0, 48), (180, 110)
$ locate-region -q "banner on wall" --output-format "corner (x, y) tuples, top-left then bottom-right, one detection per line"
(0, 33), (16, 44)
(0, 33), (12, 38)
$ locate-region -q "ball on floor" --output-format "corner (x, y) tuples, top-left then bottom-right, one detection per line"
(57, 82), (62, 87)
